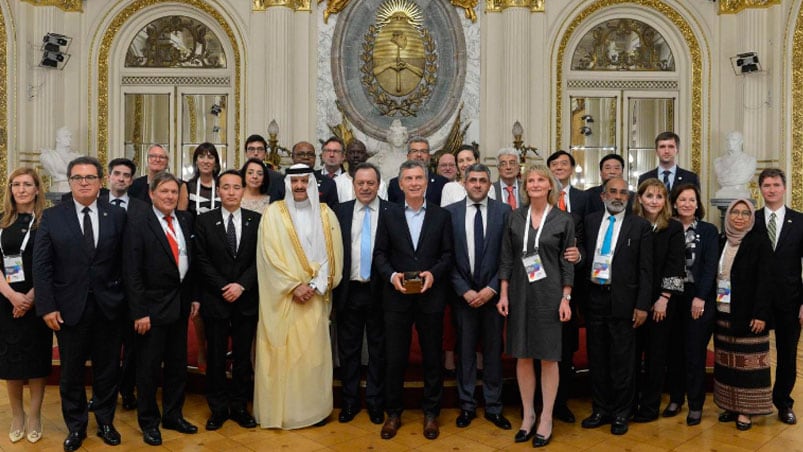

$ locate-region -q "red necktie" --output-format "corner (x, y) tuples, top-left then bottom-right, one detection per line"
(558, 191), (567, 211)
(164, 215), (179, 265)
(506, 186), (517, 209)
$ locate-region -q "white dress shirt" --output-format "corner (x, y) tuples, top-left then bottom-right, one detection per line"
(154, 207), (189, 281)
(109, 193), (130, 211)
(595, 209), (626, 256)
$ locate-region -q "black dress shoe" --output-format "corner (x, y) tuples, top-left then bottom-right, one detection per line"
(122, 394), (137, 410)
(205, 412), (229, 431)
(230, 409), (257, 428)
(63, 431), (86, 452)
(632, 413), (658, 423)
(662, 402), (683, 418)
(484, 412), (512, 430)
(686, 410), (702, 426)
(532, 432), (552, 447)
(142, 428), (162, 446)
(97, 424), (121, 446)
(339, 407), (360, 423)
(718, 411), (737, 423)
(554, 404), (576, 423)
(163, 417), (198, 434)
(581, 412), (610, 429)
(381, 415), (401, 439)
(611, 417), (629, 435)
(513, 423), (536, 443)
(778, 407), (797, 425)
(368, 409), (385, 425)
(455, 410), (476, 428)
(313, 417), (329, 427)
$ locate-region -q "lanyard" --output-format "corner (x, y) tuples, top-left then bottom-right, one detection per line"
(0, 214), (35, 256)
(195, 178), (216, 212)
(523, 205), (550, 255)
(718, 242), (736, 277)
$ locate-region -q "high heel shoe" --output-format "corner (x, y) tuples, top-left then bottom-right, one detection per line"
(533, 432), (552, 447)
(26, 416), (42, 443)
(514, 422), (536, 443)
(9, 413), (25, 443)
(735, 414), (752, 431)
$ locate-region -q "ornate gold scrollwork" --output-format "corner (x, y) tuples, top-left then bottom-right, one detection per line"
(451, 0), (478, 22)
(125, 16), (227, 68)
(571, 19), (674, 71)
(719, 0), (780, 15)
(360, 0), (438, 117)
(317, 0), (351, 23)
(20, 0), (83, 12)
(252, 0), (311, 11)
(485, 0), (544, 13)
(792, 5), (803, 209)
(0, 6), (7, 204)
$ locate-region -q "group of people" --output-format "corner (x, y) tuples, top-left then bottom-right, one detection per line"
(0, 130), (801, 451)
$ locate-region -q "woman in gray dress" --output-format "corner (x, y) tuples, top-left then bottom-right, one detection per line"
(497, 165), (575, 447)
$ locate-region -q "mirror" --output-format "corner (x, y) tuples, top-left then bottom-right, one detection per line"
(181, 94), (228, 180)
(628, 97), (674, 185)
(569, 96), (617, 189)
(124, 94), (170, 175)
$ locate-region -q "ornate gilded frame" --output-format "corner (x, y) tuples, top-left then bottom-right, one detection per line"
(791, 3), (803, 208)
(93, 0), (242, 170)
(0, 1), (7, 204)
(719, 0), (780, 15)
(555, 0), (707, 177)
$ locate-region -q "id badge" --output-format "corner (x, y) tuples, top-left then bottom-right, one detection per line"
(591, 250), (612, 284)
(522, 253), (546, 282)
(3, 254), (25, 283)
(716, 279), (731, 304)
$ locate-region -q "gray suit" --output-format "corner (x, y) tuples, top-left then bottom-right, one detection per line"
(446, 197), (511, 414)
(493, 180), (520, 210)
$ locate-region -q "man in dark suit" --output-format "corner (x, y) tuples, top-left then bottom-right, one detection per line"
(387, 137), (448, 206)
(636, 132), (700, 191)
(124, 172), (199, 446)
(129, 144), (169, 204)
(580, 177), (652, 436)
(753, 168), (803, 425)
(586, 154), (634, 214)
(374, 160), (453, 440)
(446, 163), (512, 430)
(34, 156), (127, 451)
(194, 169), (260, 430)
(244, 134), (284, 201)
(317, 136), (346, 179)
(493, 148), (521, 210)
(333, 163), (392, 426)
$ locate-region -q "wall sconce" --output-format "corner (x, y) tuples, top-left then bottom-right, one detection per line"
(511, 120), (539, 172)
(209, 104), (222, 116)
(730, 52), (761, 75)
(266, 119), (290, 170)
(40, 33), (71, 69)
(581, 114), (594, 123)
(580, 126), (592, 136)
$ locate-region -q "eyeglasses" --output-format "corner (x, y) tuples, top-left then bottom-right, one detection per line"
(408, 149), (429, 155)
(148, 154), (168, 161)
(322, 147), (343, 154)
(293, 152), (316, 158)
(69, 175), (100, 183)
(729, 209), (752, 218)
(246, 146), (266, 152)
(10, 182), (35, 188)
(498, 160), (518, 168)
(438, 163), (456, 169)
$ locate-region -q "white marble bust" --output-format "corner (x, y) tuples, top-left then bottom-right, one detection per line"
(41, 126), (81, 193)
(714, 131), (756, 198)
(368, 119), (411, 182)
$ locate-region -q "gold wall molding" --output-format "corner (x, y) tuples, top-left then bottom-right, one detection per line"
(791, 3), (803, 208)
(94, 0), (241, 172)
(253, 0), (311, 11)
(485, 0), (544, 13)
(555, 0), (705, 177)
(20, 0), (82, 12)
(719, 0), (780, 15)
(0, 2), (7, 204)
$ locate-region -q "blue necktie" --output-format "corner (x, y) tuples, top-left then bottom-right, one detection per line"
(662, 170), (671, 191)
(601, 215), (615, 255)
(360, 206), (372, 280)
(473, 204), (484, 286)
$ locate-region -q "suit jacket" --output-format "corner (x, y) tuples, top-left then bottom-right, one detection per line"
(272, 171), (339, 206)
(123, 208), (195, 325)
(567, 186), (589, 218)
(194, 207), (261, 319)
(753, 207), (803, 312)
(493, 180), (521, 209)
(333, 199), (396, 311)
(637, 167), (700, 190)
(373, 201), (453, 313)
(446, 198), (511, 296)
(125, 196), (151, 219)
(583, 211), (653, 318)
(33, 199), (127, 325)
(719, 230), (773, 335)
(387, 173), (448, 206)
(686, 220), (720, 301)
(60, 188), (111, 204)
(128, 175), (150, 204)
(585, 185), (635, 215)
(266, 168), (284, 202)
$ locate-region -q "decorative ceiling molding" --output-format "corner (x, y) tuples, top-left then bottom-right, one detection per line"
(485, 0), (544, 13)
(718, 0), (780, 15)
(252, 0), (311, 11)
(20, 0), (83, 13)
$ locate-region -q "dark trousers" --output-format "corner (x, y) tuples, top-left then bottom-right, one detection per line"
(136, 318), (188, 430)
(337, 282), (385, 412)
(119, 320), (137, 398)
(385, 307), (444, 416)
(586, 286), (635, 419)
(55, 295), (122, 433)
(772, 302), (802, 409)
(203, 312), (257, 416)
(555, 319), (579, 409)
(666, 286), (714, 411)
(634, 295), (676, 417)
(453, 297), (504, 414)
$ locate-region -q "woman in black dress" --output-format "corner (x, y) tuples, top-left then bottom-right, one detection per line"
(0, 168), (50, 443)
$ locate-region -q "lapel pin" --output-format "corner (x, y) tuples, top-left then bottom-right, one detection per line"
(215, 221), (222, 226)
(103, 212), (108, 217)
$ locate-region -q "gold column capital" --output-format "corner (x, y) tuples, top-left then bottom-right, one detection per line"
(20, 0), (83, 12)
(253, 0), (311, 11)
(719, 0), (780, 15)
(485, 0), (544, 13)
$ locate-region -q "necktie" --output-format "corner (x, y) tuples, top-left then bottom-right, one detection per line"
(164, 215), (179, 265)
(82, 207), (95, 252)
(601, 215), (615, 255)
(662, 170), (671, 191)
(558, 191), (567, 211)
(768, 212), (777, 250)
(473, 204), (484, 285)
(505, 186), (517, 209)
(327, 171), (336, 179)
(226, 213), (237, 255)
(360, 206), (372, 280)
(111, 198), (124, 207)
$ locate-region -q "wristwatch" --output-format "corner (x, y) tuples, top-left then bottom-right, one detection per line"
(562, 294), (571, 301)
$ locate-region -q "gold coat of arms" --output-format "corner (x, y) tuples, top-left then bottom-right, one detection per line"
(360, 0), (437, 117)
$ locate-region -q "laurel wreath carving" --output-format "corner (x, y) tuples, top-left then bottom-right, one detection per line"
(360, 25), (438, 117)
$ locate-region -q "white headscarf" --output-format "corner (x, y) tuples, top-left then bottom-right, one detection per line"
(284, 164), (329, 287)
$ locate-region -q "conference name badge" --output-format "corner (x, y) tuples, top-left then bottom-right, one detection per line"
(3, 254), (24, 283)
(591, 250), (612, 283)
(522, 253), (546, 283)
(716, 279), (731, 304)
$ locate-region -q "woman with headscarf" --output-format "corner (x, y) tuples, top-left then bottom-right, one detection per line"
(714, 199), (773, 430)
